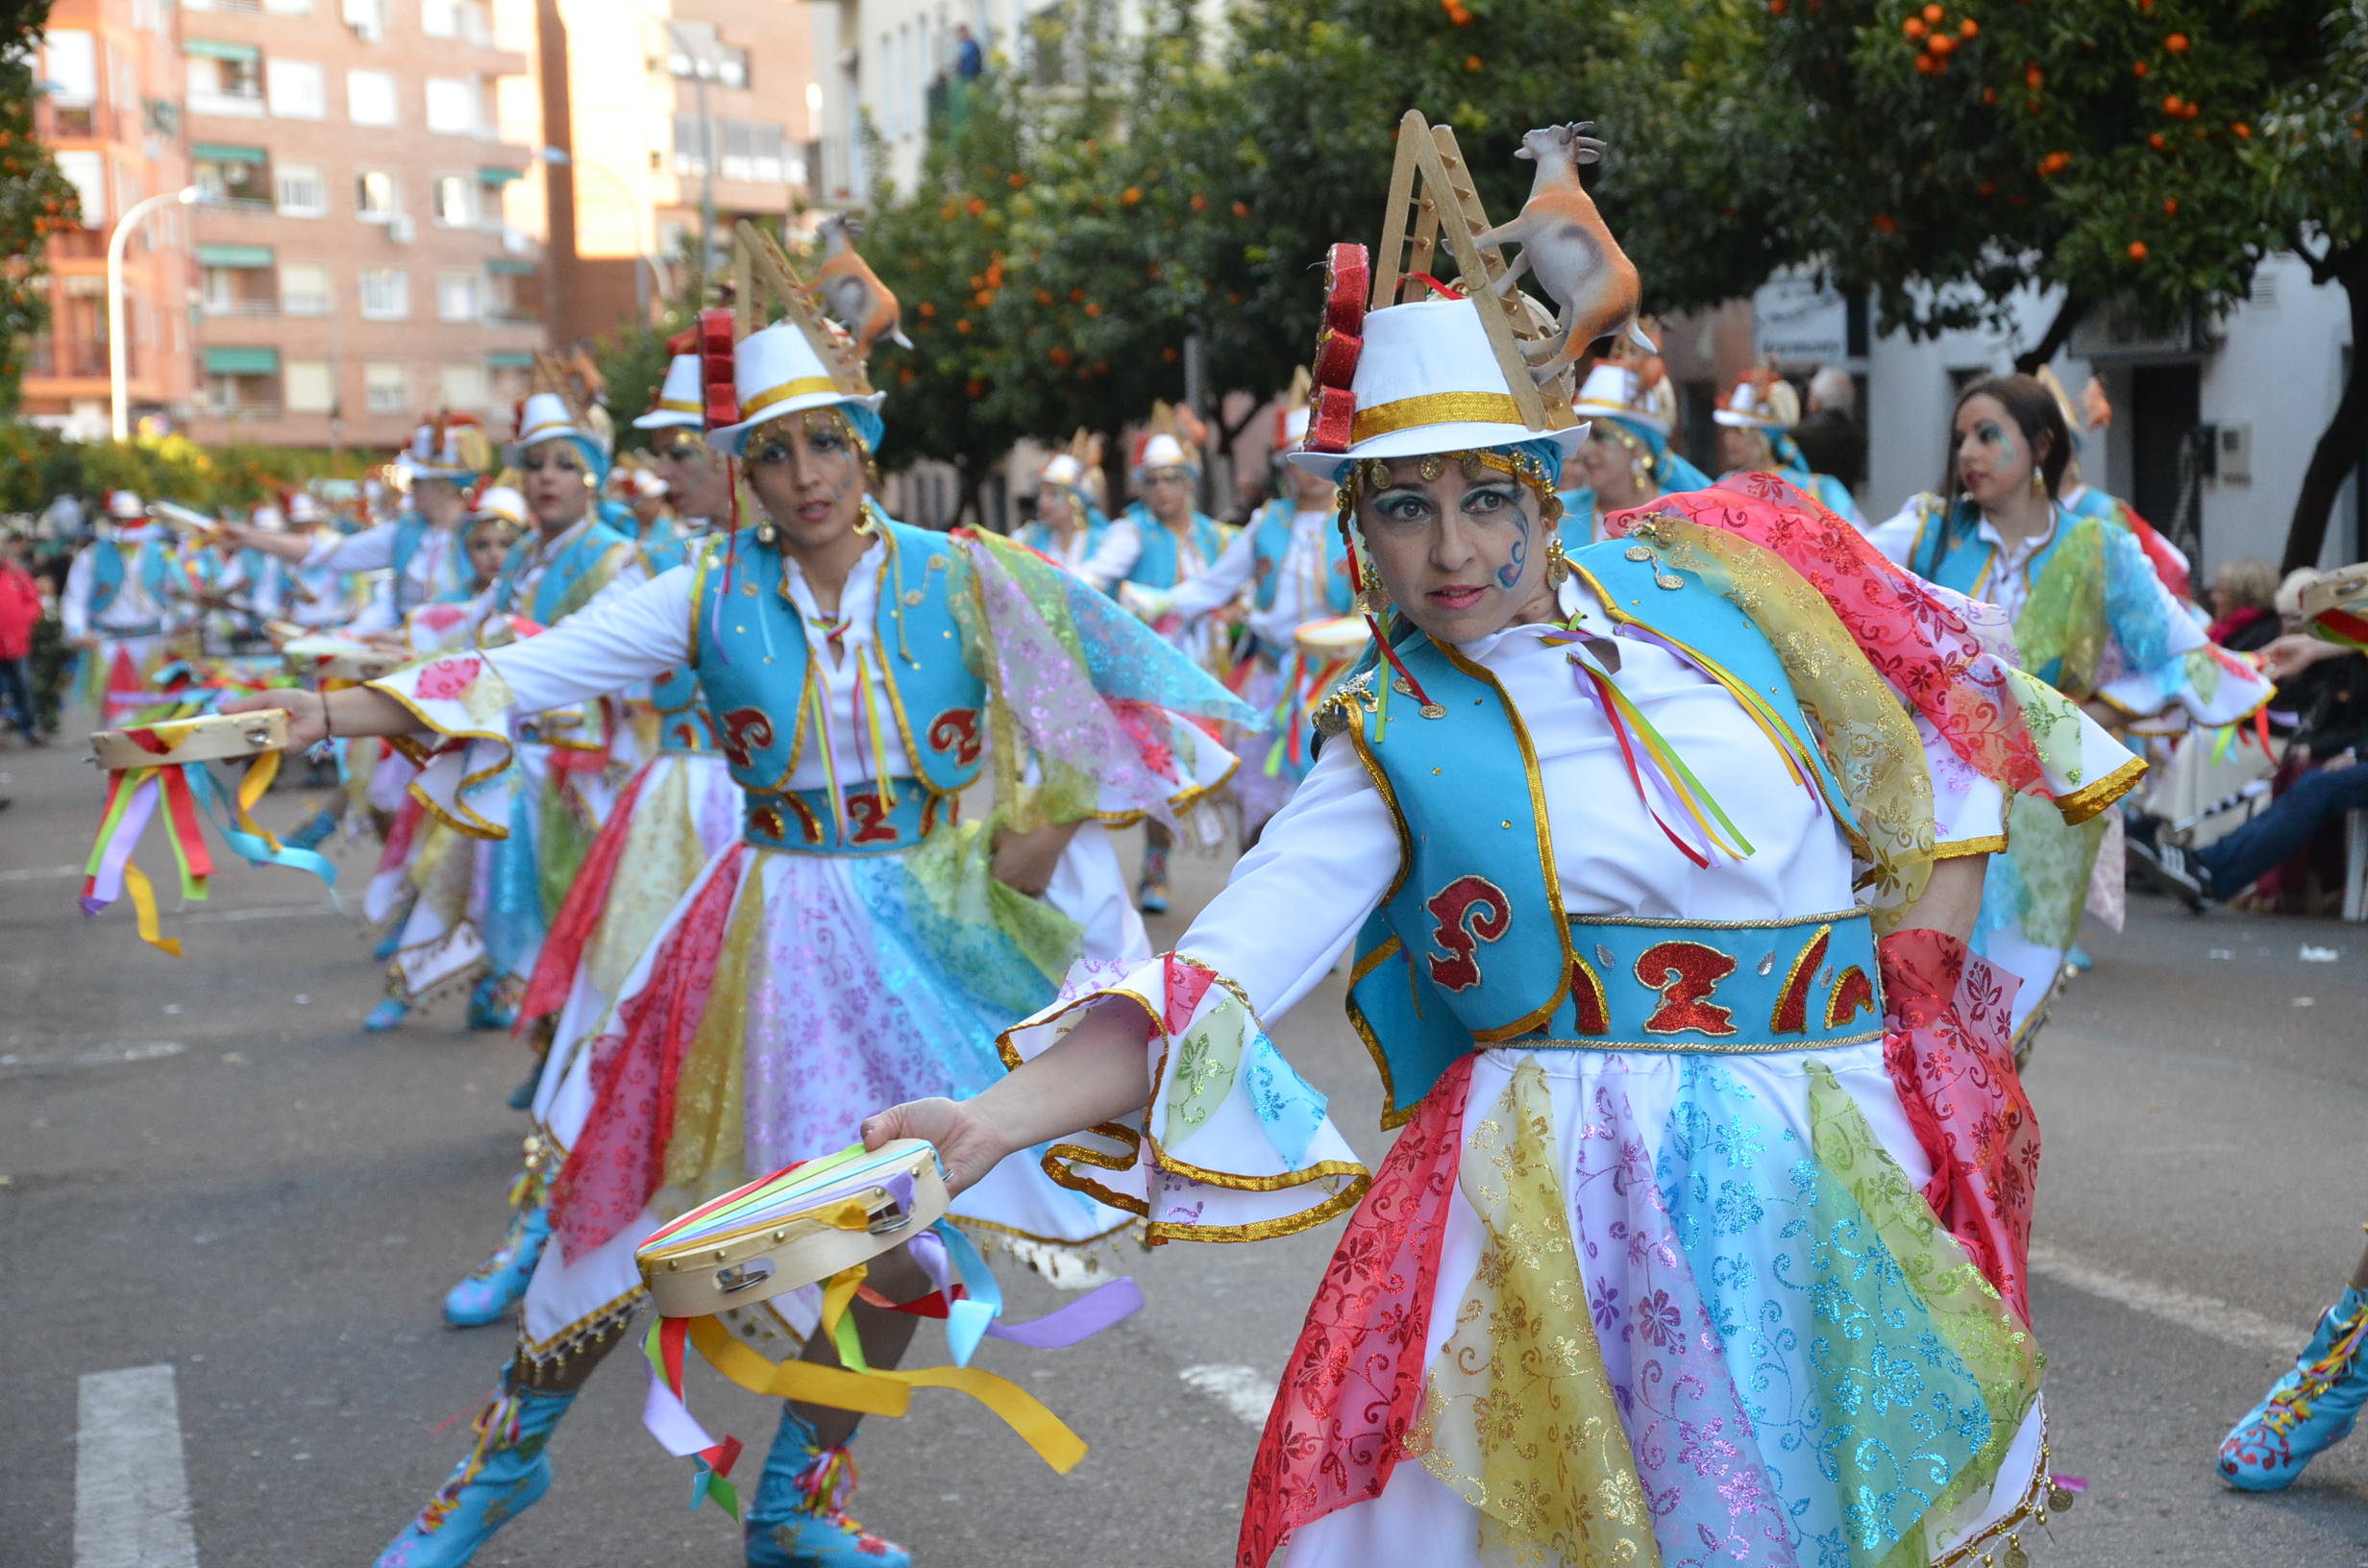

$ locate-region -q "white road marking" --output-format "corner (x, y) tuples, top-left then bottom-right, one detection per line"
(173, 903), (331, 927)
(0, 864), (80, 882)
(2028, 1240), (2306, 1358)
(1179, 1362), (1277, 1427)
(74, 1363), (199, 1568)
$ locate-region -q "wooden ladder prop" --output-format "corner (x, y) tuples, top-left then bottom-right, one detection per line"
(1368, 110), (1576, 432)
(730, 220), (876, 399)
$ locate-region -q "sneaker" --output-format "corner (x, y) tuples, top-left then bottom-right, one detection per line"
(2218, 1286), (2368, 1491)
(2127, 834), (2212, 912)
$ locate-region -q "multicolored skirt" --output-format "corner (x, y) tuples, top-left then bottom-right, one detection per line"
(517, 821), (1147, 1366)
(1004, 932), (2049, 1568)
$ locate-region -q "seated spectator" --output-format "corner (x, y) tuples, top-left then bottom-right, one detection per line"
(2206, 555), (2282, 651)
(2133, 630), (2366, 908)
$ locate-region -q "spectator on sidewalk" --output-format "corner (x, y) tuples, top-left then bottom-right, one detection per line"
(2206, 556), (2283, 652)
(2133, 632), (2366, 907)
(0, 529), (46, 745)
(1789, 365), (1867, 492)
(954, 22), (982, 79)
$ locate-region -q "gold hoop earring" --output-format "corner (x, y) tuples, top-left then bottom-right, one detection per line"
(1545, 535), (1572, 590)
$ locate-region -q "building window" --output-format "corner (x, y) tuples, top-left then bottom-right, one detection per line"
(347, 69), (398, 127)
(720, 119), (788, 183)
(193, 147), (269, 206)
(281, 261), (332, 315)
(432, 174), (476, 227)
(341, 0), (386, 42)
(188, 51), (265, 114)
(284, 358), (335, 413)
(356, 168), (397, 219)
(55, 149), (109, 226)
(266, 59), (324, 118)
(435, 269), (481, 323)
(662, 19), (749, 88)
(440, 362), (490, 410)
(364, 360), (408, 413)
(358, 268), (408, 320)
(275, 162), (326, 216)
(424, 77), (476, 135)
(262, 0), (314, 15)
(421, 0), (487, 42)
(42, 31), (98, 106)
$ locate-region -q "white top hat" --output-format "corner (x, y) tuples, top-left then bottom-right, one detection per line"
(107, 489), (146, 519)
(1713, 375), (1798, 431)
(633, 354), (705, 430)
(1571, 363), (1670, 437)
(468, 485), (530, 528)
(250, 503), (287, 531)
(1135, 432), (1195, 472)
(396, 418), (486, 480)
(506, 391), (613, 465)
(1287, 298), (1588, 476)
(1039, 453), (1087, 489)
(285, 492), (323, 524)
(706, 322), (885, 456)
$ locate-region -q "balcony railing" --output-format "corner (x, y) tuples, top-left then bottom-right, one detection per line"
(200, 401), (284, 420)
(197, 196), (277, 216)
(203, 297), (281, 318)
(481, 308), (540, 328)
(188, 91), (266, 118)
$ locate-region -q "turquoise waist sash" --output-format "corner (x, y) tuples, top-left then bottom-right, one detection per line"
(1517, 909), (1885, 1053)
(742, 780), (954, 855)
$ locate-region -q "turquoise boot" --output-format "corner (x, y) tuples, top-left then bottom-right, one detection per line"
(1136, 842), (1170, 917)
(376, 1376), (576, 1567)
(2217, 1286), (2368, 1490)
(365, 997), (410, 1033)
(505, 1050), (544, 1112)
(466, 976), (516, 1033)
(442, 1202), (551, 1329)
(373, 924), (405, 963)
(744, 1406), (910, 1568)
(284, 804), (340, 852)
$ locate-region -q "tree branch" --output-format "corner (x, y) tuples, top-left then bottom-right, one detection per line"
(2011, 293), (2093, 376)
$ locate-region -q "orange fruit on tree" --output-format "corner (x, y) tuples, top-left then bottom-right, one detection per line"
(2128, 241), (2148, 260)
(2166, 32), (2188, 51)
(1922, 3), (1943, 20)
(1904, 15), (1927, 37)
(1959, 15), (1978, 34)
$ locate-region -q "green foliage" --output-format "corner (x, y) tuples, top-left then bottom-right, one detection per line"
(592, 310), (692, 456)
(0, 425), (378, 514)
(2, 9), (88, 416)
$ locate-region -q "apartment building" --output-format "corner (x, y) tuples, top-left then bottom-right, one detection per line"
(176, 0), (545, 448)
(536, 0), (818, 345)
(22, 0), (196, 437)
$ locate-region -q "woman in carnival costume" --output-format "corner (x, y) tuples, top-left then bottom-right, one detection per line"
(433, 353), (745, 1333)
(358, 489), (530, 1014)
(2040, 368), (2196, 606)
(865, 140), (2150, 1565)
(1563, 359), (1714, 546)
(1117, 402), (1236, 913)
(62, 489), (190, 724)
(1015, 429), (1141, 592)
(362, 371), (649, 1036)
(227, 294), (1248, 1567)
(1714, 367), (1868, 527)
(1144, 374), (1359, 843)
(1864, 374), (2271, 1061)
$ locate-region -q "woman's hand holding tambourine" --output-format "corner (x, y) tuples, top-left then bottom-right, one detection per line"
(219, 688), (330, 752)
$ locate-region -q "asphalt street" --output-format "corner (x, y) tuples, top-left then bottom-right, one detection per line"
(5, 729), (2368, 1566)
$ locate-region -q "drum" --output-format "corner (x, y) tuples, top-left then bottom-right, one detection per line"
(1295, 614), (1369, 661)
(89, 708), (288, 772)
(637, 1139), (949, 1319)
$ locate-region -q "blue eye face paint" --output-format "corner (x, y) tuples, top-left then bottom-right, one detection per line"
(1976, 420), (2014, 463)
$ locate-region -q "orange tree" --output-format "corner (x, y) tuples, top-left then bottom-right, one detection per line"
(2, 0), (87, 414)
(1585, 0), (2359, 565)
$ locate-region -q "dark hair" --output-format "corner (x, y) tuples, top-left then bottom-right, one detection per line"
(1943, 374), (2070, 500)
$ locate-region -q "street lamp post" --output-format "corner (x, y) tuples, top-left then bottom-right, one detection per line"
(108, 184), (199, 442)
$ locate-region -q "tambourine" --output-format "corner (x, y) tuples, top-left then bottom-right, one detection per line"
(637, 1139), (950, 1319)
(1295, 614), (1369, 661)
(89, 709), (288, 772)
(148, 501), (225, 542)
(282, 636), (405, 684)
(2299, 563), (2368, 649)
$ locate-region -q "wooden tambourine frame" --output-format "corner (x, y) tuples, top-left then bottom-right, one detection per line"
(1368, 110), (1581, 430)
(638, 1139), (950, 1319)
(91, 709), (289, 772)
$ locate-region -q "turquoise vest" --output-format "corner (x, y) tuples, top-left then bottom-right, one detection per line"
(89, 535), (174, 623)
(1248, 500), (1356, 619)
(649, 663), (716, 754)
(1013, 511), (1111, 573)
(1122, 503), (1226, 590)
(1340, 542), (1871, 1124)
(691, 518), (985, 853)
(637, 523), (690, 576)
(490, 519), (639, 626)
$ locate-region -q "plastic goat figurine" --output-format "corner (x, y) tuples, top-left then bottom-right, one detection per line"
(1476, 122), (1656, 387)
(813, 213), (913, 358)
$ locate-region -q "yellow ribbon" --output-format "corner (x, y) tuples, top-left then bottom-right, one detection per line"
(236, 749), (285, 850)
(683, 1316), (1089, 1473)
(121, 859), (181, 957)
